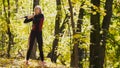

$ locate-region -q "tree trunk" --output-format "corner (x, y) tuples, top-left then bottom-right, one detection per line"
(15, 0), (18, 13)
(2, 33), (5, 51)
(7, 0), (13, 58)
(48, 0), (62, 63)
(7, 27), (12, 58)
(30, 0), (40, 59)
(90, 0), (100, 68)
(68, 0), (75, 34)
(68, 0), (78, 67)
(77, 2), (85, 68)
(3, 0), (13, 58)
(100, 0), (113, 67)
(33, 0), (39, 10)
(48, 15), (69, 63)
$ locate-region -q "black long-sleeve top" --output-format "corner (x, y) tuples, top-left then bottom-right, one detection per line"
(24, 14), (44, 31)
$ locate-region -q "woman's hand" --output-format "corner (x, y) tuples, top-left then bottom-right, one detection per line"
(27, 14), (35, 19)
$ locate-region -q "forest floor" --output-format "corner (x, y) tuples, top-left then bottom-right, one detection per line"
(0, 58), (66, 68)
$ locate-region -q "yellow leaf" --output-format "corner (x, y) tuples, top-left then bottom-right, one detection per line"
(73, 33), (81, 39)
(92, 11), (97, 15)
(85, 1), (91, 5)
(71, 0), (79, 4)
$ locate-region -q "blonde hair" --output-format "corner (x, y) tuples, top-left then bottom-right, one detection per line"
(34, 5), (42, 13)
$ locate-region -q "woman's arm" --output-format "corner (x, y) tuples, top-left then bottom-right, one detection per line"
(24, 15), (34, 23)
(39, 14), (44, 31)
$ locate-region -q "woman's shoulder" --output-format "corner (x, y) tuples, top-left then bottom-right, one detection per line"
(34, 14), (44, 18)
(38, 14), (44, 18)
(40, 14), (44, 18)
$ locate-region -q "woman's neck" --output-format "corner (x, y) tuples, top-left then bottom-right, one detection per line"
(35, 12), (41, 15)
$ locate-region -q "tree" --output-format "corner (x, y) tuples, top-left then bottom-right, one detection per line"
(68, 0), (79, 67)
(48, 0), (62, 63)
(100, 0), (113, 67)
(15, 0), (18, 13)
(90, 0), (113, 67)
(47, 0), (71, 63)
(3, 0), (14, 58)
(90, 0), (100, 68)
(33, 0), (39, 10)
(77, 1), (85, 68)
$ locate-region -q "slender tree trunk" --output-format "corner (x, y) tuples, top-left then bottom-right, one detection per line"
(47, 13), (69, 63)
(68, 0), (75, 34)
(0, 2), (2, 15)
(2, 33), (5, 51)
(7, 0), (12, 58)
(15, 0), (18, 13)
(3, 0), (13, 58)
(90, 0), (100, 68)
(100, 0), (113, 67)
(77, 2), (85, 68)
(30, 0), (40, 59)
(47, 0), (69, 63)
(49, 0), (62, 63)
(68, 0), (79, 67)
(33, 0), (39, 10)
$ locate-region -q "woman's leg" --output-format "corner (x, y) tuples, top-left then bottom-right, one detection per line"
(26, 30), (36, 61)
(36, 31), (44, 61)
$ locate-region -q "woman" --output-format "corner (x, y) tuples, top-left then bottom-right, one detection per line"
(24, 5), (45, 65)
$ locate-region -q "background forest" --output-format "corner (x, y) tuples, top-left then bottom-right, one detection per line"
(0, 0), (120, 68)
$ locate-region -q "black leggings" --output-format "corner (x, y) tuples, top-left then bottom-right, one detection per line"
(26, 30), (44, 61)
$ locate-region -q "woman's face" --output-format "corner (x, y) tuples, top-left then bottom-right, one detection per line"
(34, 8), (41, 15)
